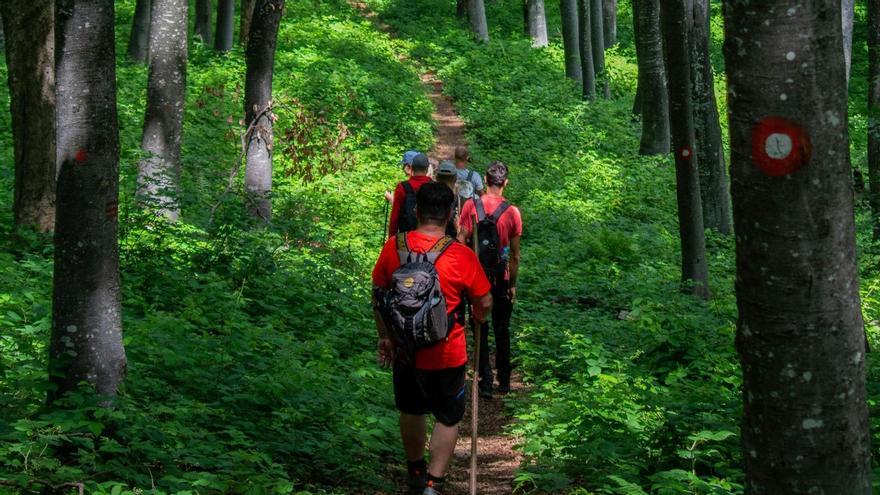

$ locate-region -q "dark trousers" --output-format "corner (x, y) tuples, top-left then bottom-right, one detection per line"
(479, 278), (513, 386)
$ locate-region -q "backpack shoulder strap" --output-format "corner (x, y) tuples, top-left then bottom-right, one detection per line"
(425, 236), (455, 264)
(402, 181), (414, 196)
(396, 233), (411, 264)
(490, 201), (511, 223)
(467, 170), (474, 182)
(474, 195), (486, 222)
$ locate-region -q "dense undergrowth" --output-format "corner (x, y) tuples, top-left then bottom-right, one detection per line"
(3, 0), (880, 494)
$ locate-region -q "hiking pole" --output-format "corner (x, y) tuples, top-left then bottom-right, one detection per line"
(469, 213), (480, 495)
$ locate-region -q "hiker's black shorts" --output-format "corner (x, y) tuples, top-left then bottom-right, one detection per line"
(392, 363), (466, 427)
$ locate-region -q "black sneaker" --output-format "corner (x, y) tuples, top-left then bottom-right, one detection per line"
(423, 478), (444, 494)
(497, 382), (511, 394)
(406, 466), (427, 494)
(479, 380), (493, 398)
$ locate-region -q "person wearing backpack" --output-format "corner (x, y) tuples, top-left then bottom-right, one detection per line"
(458, 161), (522, 398)
(435, 160), (460, 238)
(389, 153), (432, 236)
(372, 182), (493, 495)
(453, 146), (484, 208)
(385, 150), (419, 204)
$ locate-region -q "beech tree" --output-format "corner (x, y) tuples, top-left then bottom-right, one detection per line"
(844, 0), (854, 82)
(690, 0), (730, 234)
(560, 0), (581, 81)
(870, 0), (880, 239)
(240, 0), (256, 46)
(633, 0), (669, 154)
(525, 0), (548, 48)
(127, 0), (151, 62)
(724, 1), (870, 491)
(602, 0), (616, 47)
(137, 0), (188, 220)
(590, 0), (608, 97)
(468, 0), (489, 42)
(660, 0), (708, 298)
(578, 0), (596, 99)
(214, 0), (234, 52)
(244, 0), (285, 220)
(195, 0), (212, 44)
(2, 1), (56, 232)
(51, 0), (127, 400)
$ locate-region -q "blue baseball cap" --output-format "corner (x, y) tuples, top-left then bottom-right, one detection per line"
(401, 150), (420, 166)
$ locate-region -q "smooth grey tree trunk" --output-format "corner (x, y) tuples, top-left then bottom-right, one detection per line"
(214, 0), (234, 52)
(660, 0), (709, 299)
(590, 0), (609, 97)
(724, 1), (870, 492)
(244, 0), (284, 221)
(2, 1), (56, 232)
(633, 0), (668, 153)
(690, 0), (730, 234)
(468, 0), (489, 42)
(843, 0), (854, 83)
(870, 0), (880, 239)
(195, 0), (212, 44)
(137, 0), (188, 220)
(603, 0), (616, 47)
(240, 0), (256, 46)
(127, 0), (151, 62)
(560, 0), (581, 81)
(526, 0), (548, 47)
(578, 0), (596, 99)
(51, 0), (126, 401)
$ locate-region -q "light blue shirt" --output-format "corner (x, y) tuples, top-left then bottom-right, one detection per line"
(455, 168), (483, 199)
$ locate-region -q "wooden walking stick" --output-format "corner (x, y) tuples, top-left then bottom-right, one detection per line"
(470, 213), (480, 495)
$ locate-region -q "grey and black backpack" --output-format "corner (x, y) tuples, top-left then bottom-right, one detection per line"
(385, 234), (456, 362)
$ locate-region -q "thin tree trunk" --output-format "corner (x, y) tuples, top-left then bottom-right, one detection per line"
(244, 0), (284, 221)
(690, 0), (730, 234)
(843, 0), (854, 83)
(578, 0), (596, 99)
(590, 0), (609, 97)
(137, 0), (188, 220)
(660, 0), (709, 299)
(603, 0), (616, 47)
(51, 0), (126, 401)
(634, 0), (668, 153)
(457, 0), (468, 18)
(2, 1), (56, 232)
(240, 0), (256, 47)
(870, 0), (880, 240)
(724, 1), (871, 491)
(526, 0), (548, 47)
(127, 0), (151, 62)
(214, 0), (234, 52)
(468, 0), (489, 42)
(631, 0), (641, 116)
(195, 0), (212, 45)
(560, 0), (581, 82)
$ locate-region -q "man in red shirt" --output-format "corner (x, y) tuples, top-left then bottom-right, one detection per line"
(458, 161), (523, 397)
(373, 182), (492, 495)
(389, 152), (432, 236)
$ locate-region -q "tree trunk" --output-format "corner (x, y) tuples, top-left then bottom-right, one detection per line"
(194, 0), (212, 45)
(634, 0), (669, 154)
(137, 0), (188, 220)
(244, 0), (284, 221)
(560, 0), (581, 82)
(240, 0), (256, 47)
(690, 0), (730, 234)
(843, 0), (854, 83)
(2, 2), (56, 232)
(660, 0), (709, 299)
(578, 0), (596, 99)
(51, 0), (126, 401)
(590, 0), (609, 97)
(603, 0), (616, 47)
(214, 0), (234, 52)
(631, 0), (641, 116)
(468, 0), (489, 42)
(724, 1), (871, 492)
(127, 0), (151, 62)
(870, 0), (880, 240)
(457, 0), (467, 19)
(526, 0), (548, 47)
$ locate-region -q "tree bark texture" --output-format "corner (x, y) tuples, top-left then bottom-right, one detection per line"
(590, 0), (609, 97)
(631, 0), (641, 115)
(660, 0), (709, 299)
(2, 1), (56, 232)
(51, 0), (126, 400)
(843, 0), (854, 83)
(634, 0), (669, 154)
(870, 0), (880, 239)
(690, 0), (730, 234)
(603, 0), (616, 47)
(560, 0), (581, 82)
(468, 0), (489, 42)
(724, 1), (871, 492)
(578, 0), (596, 99)
(127, 0), (150, 62)
(457, 0), (467, 18)
(240, 0), (256, 46)
(526, 0), (548, 47)
(214, 0), (234, 52)
(194, 0), (212, 44)
(244, 0), (284, 221)
(137, 0), (188, 220)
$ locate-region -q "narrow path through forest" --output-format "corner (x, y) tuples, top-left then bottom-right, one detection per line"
(348, 3), (524, 494)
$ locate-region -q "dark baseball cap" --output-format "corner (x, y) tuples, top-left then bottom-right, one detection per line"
(411, 153), (430, 171)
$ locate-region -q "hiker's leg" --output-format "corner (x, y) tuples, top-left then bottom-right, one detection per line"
(478, 320), (493, 385)
(400, 413), (427, 461)
(427, 422), (459, 477)
(426, 365), (466, 479)
(493, 279), (513, 386)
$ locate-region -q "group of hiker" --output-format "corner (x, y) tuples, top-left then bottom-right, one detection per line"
(371, 146), (523, 495)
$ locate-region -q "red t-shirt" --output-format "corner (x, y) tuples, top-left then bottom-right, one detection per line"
(372, 231), (491, 370)
(388, 175), (432, 236)
(459, 194), (523, 279)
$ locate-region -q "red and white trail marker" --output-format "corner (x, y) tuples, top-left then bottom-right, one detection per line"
(751, 116), (811, 177)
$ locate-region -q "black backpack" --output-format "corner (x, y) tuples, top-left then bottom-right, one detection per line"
(473, 196), (510, 280)
(397, 182), (418, 233)
(384, 234), (456, 362)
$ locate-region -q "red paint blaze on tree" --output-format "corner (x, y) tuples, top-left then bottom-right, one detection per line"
(679, 146), (693, 160)
(105, 201), (119, 220)
(751, 116), (811, 177)
(75, 148), (88, 163)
